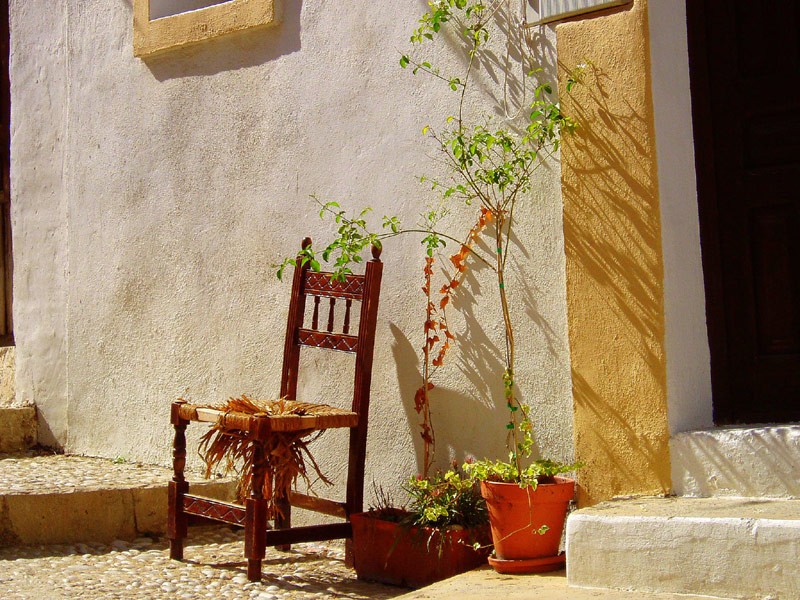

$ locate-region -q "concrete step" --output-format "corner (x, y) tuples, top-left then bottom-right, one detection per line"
(566, 496), (800, 600)
(0, 452), (235, 546)
(0, 406), (37, 452)
(670, 424), (800, 498)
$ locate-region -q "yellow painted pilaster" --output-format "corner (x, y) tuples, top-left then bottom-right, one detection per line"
(557, 0), (671, 505)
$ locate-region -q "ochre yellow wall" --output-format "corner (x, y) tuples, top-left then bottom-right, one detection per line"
(557, 0), (671, 505)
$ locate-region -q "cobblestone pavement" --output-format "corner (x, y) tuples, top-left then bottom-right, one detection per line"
(0, 451), (192, 493)
(0, 526), (405, 600)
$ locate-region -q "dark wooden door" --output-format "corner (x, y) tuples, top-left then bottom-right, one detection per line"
(688, 1), (800, 424)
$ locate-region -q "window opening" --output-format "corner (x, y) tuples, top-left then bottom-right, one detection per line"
(133, 0), (277, 58)
(149, 0), (232, 21)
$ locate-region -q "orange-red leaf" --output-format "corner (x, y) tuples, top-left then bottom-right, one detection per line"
(423, 256), (434, 276)
(414, 387), (426, 413)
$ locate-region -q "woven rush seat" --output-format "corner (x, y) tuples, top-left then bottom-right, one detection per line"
(177, 400), (359, 436)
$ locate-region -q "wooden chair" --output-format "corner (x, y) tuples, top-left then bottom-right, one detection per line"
(168, 237), (383, 582)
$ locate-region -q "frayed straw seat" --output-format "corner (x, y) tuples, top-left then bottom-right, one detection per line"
(175, 399), (359, 434)
(168, 238), (383, 582)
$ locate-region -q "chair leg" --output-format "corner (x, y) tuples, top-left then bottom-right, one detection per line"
(274, 497), (291, 552)
(168, 480), (189, 560)
(245, 441), (268, 582)
(168, 416), (188, 561)
(344, 537), (354, 568)
(343, 419), (367, 569)
(245, 497), (268, 581)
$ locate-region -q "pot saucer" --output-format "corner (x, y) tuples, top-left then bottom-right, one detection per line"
(487, 553), (566, 574)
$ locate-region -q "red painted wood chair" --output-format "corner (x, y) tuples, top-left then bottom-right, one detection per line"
(168, 237), (383, 582)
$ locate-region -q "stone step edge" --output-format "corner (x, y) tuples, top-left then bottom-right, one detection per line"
(0, 406), (37, 452)
(0, 478), (236, 547)
(566, 507), (800, 600)
(670, 424), (800, 499)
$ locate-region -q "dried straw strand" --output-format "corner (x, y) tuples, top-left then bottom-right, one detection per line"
(197, 395), (332, 518)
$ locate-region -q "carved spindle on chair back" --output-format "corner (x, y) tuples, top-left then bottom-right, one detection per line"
(280, 238), (383, 403)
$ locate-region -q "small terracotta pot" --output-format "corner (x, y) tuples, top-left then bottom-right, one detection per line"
(351, 512), (490, 588)
(480, 477), (574, 573)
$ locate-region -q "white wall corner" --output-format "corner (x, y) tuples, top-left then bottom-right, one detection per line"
(9, 0), (71, 447)
(647, 0), (713, 435)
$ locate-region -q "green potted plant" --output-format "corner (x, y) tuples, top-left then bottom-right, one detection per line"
(277, 0), (583, 577)
(350, 465), (490, 588)
(463, 450), (578, 573)
(398, 1), (582, 574)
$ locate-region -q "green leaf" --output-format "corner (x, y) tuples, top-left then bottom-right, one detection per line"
(400, 55), (409, 68)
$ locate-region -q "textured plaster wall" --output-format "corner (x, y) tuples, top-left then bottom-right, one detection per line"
(558, 0), (671, 505)
(11, 1), (574, 506)
(0, 347), (16, 406)
(10, 0), (70, 446)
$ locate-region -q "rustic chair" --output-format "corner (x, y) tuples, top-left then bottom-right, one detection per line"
(168, 237), (383, 582)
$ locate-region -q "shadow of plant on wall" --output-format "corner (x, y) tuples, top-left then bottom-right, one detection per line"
(559, 56), (671, 504)
(390, 323), (510, 473)
(671, 427), (800, 498)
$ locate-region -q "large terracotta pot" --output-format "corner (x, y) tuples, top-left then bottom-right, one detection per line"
(480, 477), (575, 574)
(351, 512), (490, 588)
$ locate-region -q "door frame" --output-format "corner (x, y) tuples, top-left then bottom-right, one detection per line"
(0, 0), (12, 347)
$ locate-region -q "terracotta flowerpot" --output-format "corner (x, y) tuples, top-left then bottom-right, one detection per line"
(480, 477), (575, 574)
(350, 512), (490, 588)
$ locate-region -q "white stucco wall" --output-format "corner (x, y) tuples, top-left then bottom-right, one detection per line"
(10, 1), (574, 506)
(648, 0), (713, 435)
(10, 0), (71, 446)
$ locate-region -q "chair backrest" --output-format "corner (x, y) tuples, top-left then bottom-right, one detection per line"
(279, 237), (384, 417)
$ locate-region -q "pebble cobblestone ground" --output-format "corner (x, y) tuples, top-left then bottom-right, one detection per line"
(0, 451), (193, 493)
(0, 453), (407, 598)
(0, 526), (405, 600)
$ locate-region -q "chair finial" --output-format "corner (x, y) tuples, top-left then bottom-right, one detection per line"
(302, 237), (312, 250)
(371, 242), (383, 261)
